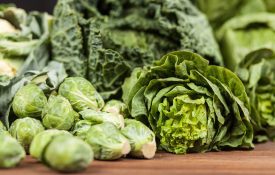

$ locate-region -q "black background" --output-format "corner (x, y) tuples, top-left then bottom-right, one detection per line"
(1, 0), (57, 13)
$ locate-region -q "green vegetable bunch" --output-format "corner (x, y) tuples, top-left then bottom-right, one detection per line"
(123, 50), (254, 154)
(51, 0), (222, 99)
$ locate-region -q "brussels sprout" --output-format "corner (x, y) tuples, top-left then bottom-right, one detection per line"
(42, 95), (78, 130)
(9, 117), (45, 151)
(71, 120), (92, 140)
(30, 129), (72, 161)
(86, 123), (130, 160)
(58, 77), (104, 112)
(44, 135), (93, 172)
(102, 100), (129, 118)
(0, 133), (25, 168)
(121, 119), (156, 159)
(80, 109), (124, 129)
(12, 84), (47, 118)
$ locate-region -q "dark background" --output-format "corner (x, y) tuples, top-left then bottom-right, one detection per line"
(1, 0), (57, 13)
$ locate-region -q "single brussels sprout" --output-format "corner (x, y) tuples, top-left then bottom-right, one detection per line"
(58, 77), (104, 112)
(9, 117), (45, 151)
(44, 135), (93, 173)
(71, 120), (92, 140)
(30, 129), (72, 161)
(80, 109), (124, 129)
(12, 84), (47, 118)
(121, 119), (156, 159)
(86, 123), (130, 160)
(42, 95), (78, 130)
(0, 133), (26, 168)
(102, 100), (129, 118)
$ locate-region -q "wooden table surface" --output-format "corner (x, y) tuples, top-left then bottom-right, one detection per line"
(1, 142), (275, 175)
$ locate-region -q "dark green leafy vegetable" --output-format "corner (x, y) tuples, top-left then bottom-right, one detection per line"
(0, 132), (26, 168)
(121, 119), (156, 159)
(58, 77), (105, 112)
(52, 0), (222, 99)
(42, 95), (78, 130)
(122, 50), (253, 154)
(86, 122), (130, 160)
(9, 117), (45, 151)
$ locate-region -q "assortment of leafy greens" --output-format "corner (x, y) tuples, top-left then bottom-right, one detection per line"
(2, 1), (275, 172)
(51, 0), (222, 99)
(123, 50), (253, 154)
(193, 0), (275, 29)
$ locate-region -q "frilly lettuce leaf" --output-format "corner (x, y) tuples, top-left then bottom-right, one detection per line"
(122, 50), (253, 154)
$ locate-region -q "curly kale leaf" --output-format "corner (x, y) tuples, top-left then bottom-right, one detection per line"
(52, 0), (222, 99)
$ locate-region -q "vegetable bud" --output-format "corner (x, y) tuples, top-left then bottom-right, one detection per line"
(12, 84), (47, 118)
(86, 123), (130, 160)
(42, 95), (78, 130)
(9, 117), (45, 151)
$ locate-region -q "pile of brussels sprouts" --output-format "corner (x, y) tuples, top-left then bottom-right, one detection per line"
(0, 77), (156, 172)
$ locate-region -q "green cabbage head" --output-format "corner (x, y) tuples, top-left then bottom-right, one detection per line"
(122, 50), (254, 154)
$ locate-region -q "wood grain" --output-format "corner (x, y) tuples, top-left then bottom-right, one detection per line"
(1, 142), (275, 175)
